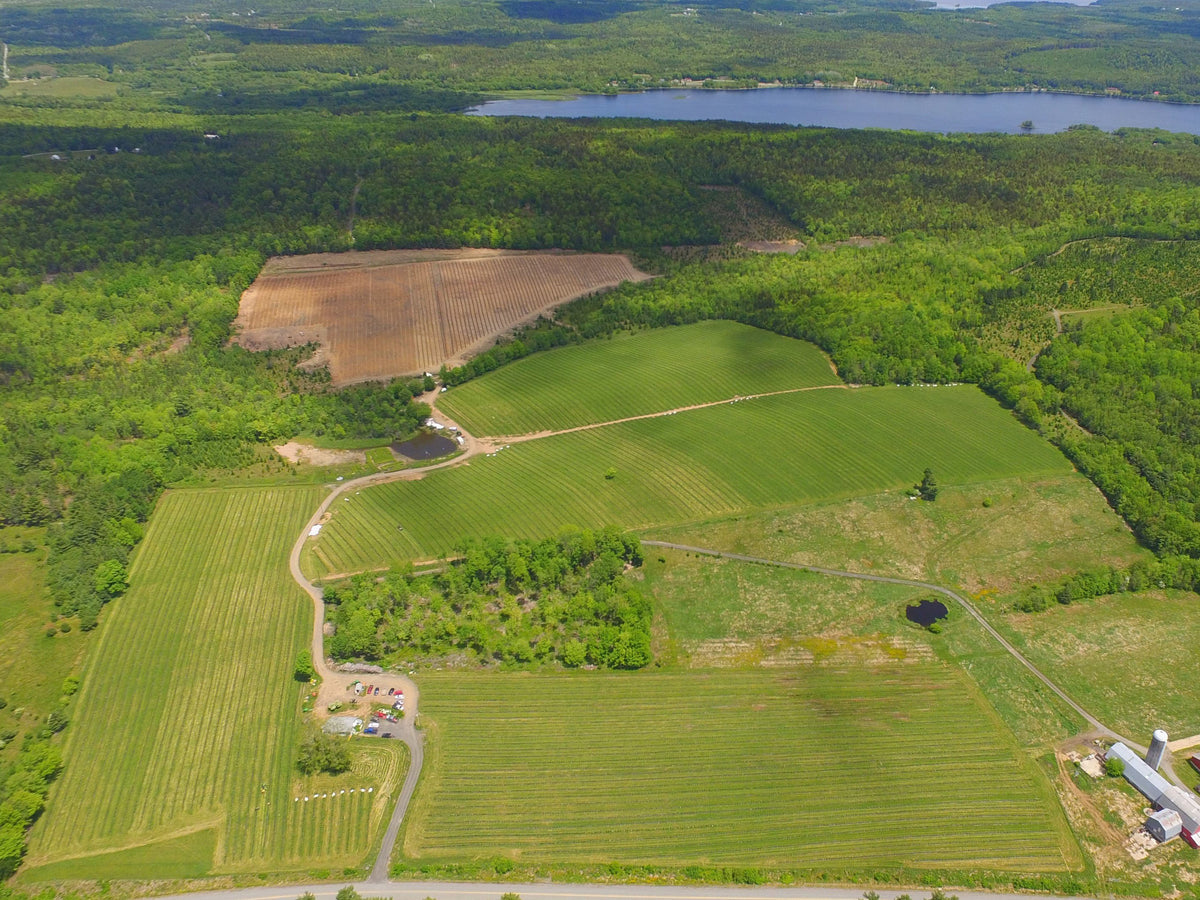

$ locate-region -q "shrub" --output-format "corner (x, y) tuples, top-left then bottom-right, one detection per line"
(294, 649), (316, 682)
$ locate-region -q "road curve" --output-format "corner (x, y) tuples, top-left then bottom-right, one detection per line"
(152, 883), (1100, 900)
(288, 444), (480, 877)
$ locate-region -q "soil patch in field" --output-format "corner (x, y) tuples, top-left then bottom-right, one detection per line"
(234, 249), (649, 385)
(274, 441), (365, 467)
(391, 433), (457, 460)
(906, 598), (948, 626)
(740, 239), (806, 254)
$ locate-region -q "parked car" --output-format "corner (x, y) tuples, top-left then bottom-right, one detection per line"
(387, 687), (395, 696)
(381, 732), (394, 739)
(1189, 755), (1200, 775)
(374, 686), (380, 695)
(376, 710), (387, 719)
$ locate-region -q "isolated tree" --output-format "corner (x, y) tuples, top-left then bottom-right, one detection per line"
(916, 468), (939, 501)
(297, 734), (352, 775)
(294, 649), (316, 682)
(336, 888), (362, 900)
(1105, 755), (1125, 777)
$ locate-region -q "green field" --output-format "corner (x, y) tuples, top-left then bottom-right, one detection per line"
(0, 532), (87, 766)
(306, 385), (1070, 576)
(23, 487), (402, 879)
(403, 669), (1079, 872)
(643, 547), (931, 667)
(437, 322), (839, 435)
(987, 590), (1200, 739)
(653, 474), (1147, 597)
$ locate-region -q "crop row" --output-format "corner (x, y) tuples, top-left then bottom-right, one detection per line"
(404, 668), (1073, 870)
(29, 487), (387, 875)
(312, 385), (1069, 575)
(439, 321), (840, 435)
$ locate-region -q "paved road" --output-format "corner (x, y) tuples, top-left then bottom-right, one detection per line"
(151, 881), (1099, 900)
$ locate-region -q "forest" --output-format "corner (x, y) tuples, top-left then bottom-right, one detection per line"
(324, 528), (652, 669)
(4, 0), (1200, 103)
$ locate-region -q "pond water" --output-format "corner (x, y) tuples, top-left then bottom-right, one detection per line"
(906, 598), (949, 626)
(391, 432), (457, 460)
(468, 88), (1200, 136)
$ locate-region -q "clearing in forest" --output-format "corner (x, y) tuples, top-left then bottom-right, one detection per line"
(233, 249), (648, 386)
(438, 321), (840, 436)
(305, 385), (1070, 577)
(402, 668), (1078, 871)
(23, 487), (407, 880)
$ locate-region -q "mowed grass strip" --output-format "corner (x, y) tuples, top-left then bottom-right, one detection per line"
(24, 486), (384, 876)
(404, 668), (1076, 870)
(311, 386), (1069, 575)
(437, 322), (839, 436)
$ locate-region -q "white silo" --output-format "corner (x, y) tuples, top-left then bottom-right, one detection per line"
(1146, 729), (1169, 770)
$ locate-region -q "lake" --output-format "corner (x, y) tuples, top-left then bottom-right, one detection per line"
(468, 88), (1200, 136)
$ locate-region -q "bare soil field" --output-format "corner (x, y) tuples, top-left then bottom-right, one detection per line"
(234, 249), (649, 385)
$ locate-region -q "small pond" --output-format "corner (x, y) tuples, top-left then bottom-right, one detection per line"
(905, 598), (949, 626)
(391, 432), (457, 460)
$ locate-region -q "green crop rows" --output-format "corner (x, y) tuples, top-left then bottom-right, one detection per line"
(438, 322), (840, 435)
(25, 487), (395, 878)
(403, 668), (1077, 870)
(308, 385), (1069, 575)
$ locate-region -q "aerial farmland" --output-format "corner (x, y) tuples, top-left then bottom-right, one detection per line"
(233, 249), (649, 385)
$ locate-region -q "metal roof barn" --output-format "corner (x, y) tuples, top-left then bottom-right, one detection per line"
(1146, 808), (1183, 842)
(1157, 785), (1200, 834)
(1107, 742), (1171, 803)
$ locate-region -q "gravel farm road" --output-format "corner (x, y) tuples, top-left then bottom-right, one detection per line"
(151, 882), (1100, 900)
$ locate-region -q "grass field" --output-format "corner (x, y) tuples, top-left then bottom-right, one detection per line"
(23, 486), (403, 879)
(0, 531), (87, 766)
(403, 668), (1080, 872)
(305, 385), (1070, 576)
(437, 322), (839, 435)
(642, 547), (932, 667)
(987, 590), (1200, 739)
(653, 474), (1147, 596)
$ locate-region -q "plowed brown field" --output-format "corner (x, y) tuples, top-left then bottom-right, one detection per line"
(233, 249), (649, 385)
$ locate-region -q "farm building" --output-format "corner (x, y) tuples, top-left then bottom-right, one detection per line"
(1106, 743), (1171, 800)
(1157, 786), (1200, 848)
(1106, 741), (1200, 848)
(1147, 809), (1183, 843)
(322, 715), (362, 736)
